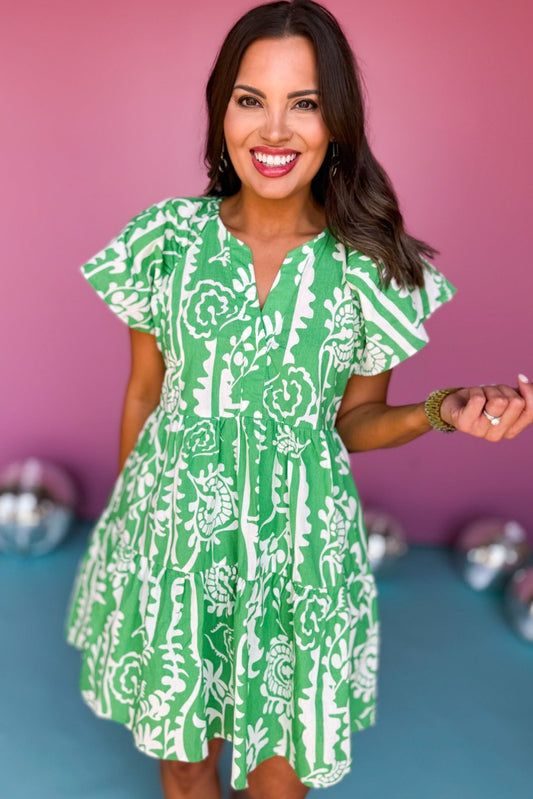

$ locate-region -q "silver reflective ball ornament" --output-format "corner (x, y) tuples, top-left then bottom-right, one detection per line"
(453, 518), (530, 590)
(504, 567), (533, 643)
(0, 458), (77, 556)
(363, 507), (408, 575)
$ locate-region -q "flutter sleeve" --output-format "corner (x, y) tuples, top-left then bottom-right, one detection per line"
(345, 250), (457, 377)
(79, 203), (169, 333)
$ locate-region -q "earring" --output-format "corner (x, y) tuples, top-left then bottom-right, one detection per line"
(218, 140), (229, 173)
(330, 140), (340, 178)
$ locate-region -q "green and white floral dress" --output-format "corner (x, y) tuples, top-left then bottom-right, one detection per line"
(66, 195), (455, 790)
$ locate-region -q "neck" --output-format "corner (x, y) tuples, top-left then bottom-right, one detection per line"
(220, 188), (325, 240)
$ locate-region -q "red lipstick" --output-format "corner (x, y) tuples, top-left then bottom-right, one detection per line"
(250, 147), (300, 178)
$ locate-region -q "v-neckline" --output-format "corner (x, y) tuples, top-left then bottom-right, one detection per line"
(215, 196), (329, 316)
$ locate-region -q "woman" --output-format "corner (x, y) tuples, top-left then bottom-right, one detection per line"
(66, 2), (532, 798)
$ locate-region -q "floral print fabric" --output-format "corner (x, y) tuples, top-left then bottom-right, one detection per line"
(66, 196), (455, 790)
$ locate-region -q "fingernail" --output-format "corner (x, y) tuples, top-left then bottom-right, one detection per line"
(518, 373), (529, 383)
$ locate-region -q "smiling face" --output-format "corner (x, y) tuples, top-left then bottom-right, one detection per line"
(223, 36), (332, 202)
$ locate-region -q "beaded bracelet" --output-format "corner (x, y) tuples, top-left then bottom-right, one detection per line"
(424, 387), (463, 433)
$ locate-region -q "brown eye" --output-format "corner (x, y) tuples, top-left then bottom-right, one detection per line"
(237, 96), (262, 108)
(294, 99), (318, 110)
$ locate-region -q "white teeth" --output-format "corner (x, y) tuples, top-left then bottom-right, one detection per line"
(253, 151), (297, 166)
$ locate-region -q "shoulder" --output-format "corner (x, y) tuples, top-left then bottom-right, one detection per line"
(343, 243), (456, 328)
(332, 241), (383, 290)
(119, 195), (219, 236)
(343, 245), (454, 302)
(128, 195), (220, 231)
(116, 196), (221, 257)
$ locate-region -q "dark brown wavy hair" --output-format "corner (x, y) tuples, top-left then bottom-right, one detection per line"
(204, 0), (437, 289)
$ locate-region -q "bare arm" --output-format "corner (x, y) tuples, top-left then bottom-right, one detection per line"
(118, 329), (166, 473)
(335, 371), (434, 452)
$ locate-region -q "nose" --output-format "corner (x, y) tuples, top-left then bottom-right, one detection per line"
(258, 108), (291, 144)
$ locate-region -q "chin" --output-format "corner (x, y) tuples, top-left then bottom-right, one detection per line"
(244, 178), (309, 201)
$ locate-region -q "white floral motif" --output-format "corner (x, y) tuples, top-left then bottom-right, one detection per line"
(222, 326), (262, 383)
(258, 533), (289, 573)
(106, 286), (152, 326)
(107, 532), (137, 587)
(237, 576), (269, 670)
(204, 562), (238, 616)
(273, 425), (310, 457)
(186, 464), (235, 543)
(202, 658), (229, 707)
(323, 297), (358, 369)
(359, 334), (396, 375)
(261, 634), (295, 714)
(262, 311), (284, 351)
(159, 377), (180, 414)
(208, 244), (231, 268)
(203, 622), (234, 669)
(133, 722), (163, 755)
(246, 716), (270, 772)
(263, 366), (317, 424)
(230, 264), (253, 293)
(145, 690), (171, 721)
(182, 420), (218, 457)
(183, 280), (241, 338)
(318, 496), (351, 583)
(130, 460), (156, 503)
(111, 652), (142, 702)
(292, 587), (334, 651)
(304, 761), (351, 788)
(350, 621), (379, 703)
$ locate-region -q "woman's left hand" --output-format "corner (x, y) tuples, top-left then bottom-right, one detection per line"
(439, 375), (533, 440)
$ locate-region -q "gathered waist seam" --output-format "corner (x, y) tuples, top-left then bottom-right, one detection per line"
(157, 406), (337, 434)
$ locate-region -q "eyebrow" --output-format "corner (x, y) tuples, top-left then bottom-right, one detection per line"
(233, 84), (320, 99)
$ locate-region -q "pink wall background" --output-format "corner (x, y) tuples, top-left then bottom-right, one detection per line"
(2, 0), (532, 544)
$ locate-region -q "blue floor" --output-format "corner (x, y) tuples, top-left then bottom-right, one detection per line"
(1, 520), (532, 799)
